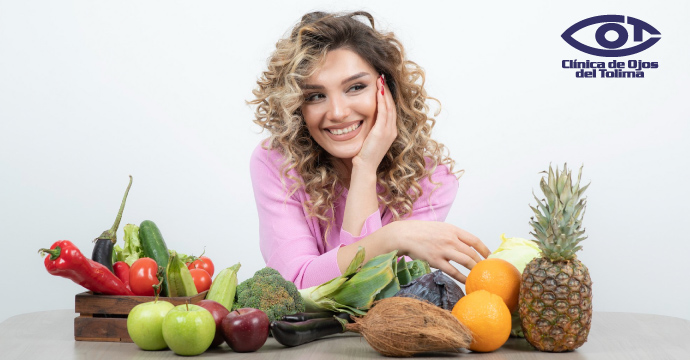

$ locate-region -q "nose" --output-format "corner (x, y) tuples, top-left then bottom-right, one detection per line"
(325, 94), (350, 122)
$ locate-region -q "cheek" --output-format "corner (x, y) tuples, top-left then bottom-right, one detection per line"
(360, 92), (378, 119)
(301, 108), (321, 133)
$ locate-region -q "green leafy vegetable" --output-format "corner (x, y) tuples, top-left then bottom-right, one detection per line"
(111, 224), (144, 266)
(300, 247), (418, 315)
(488, 233), (541, 273)
(233, 267), (305, 322)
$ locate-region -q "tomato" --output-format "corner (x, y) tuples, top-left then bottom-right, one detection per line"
(130, 258), (160, 296)
(189, 256), (215, 277)
(189, 268), (212, 293)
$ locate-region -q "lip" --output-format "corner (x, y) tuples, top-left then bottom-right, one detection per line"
(324, 120), (362, 130)
(324, 120), (363, 141)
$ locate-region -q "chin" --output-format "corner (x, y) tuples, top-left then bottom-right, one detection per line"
(325, 143), (362, 160)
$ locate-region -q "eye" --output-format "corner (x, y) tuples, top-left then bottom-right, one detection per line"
(561, 15), (661, 57)
(304, 93), (325, 103)
(348, 83), (367, 92)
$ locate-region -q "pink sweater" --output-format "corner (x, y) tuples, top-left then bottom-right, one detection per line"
(250, 141), (459, 289)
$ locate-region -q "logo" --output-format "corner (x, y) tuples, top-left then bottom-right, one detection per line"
(562, 15), (661, 57)
(561, 15), (661, 78)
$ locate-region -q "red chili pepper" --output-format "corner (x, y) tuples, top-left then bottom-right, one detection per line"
(113, 261), (131, 292)
(39, 240), (134, 296)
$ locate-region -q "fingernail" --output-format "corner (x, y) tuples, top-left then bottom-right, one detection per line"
(381, 87), (384, 95)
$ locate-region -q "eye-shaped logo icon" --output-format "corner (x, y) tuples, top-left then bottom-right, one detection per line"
(562, 15), (661, 57)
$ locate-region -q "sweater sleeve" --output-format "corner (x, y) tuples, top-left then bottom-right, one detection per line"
(250, 143), (343, 289)
(383, 163), (459, 224)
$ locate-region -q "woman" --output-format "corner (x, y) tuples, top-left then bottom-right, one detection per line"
(249, 11), (490, 289)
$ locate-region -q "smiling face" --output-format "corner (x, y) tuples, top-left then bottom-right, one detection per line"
(300, 48), (378, 165)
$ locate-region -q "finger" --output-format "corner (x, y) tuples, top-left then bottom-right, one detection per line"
(375, 74), (388, 129)
(380, 75), (397, 137)
(455, 228), (491, 258)
(436, 261), (467, 284)
(449, 241), (482, 268)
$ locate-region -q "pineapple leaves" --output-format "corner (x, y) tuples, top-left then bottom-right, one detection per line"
(529, 163), (589, 261)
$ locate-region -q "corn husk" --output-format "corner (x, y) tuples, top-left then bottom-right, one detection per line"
(300, 247), (399, 315)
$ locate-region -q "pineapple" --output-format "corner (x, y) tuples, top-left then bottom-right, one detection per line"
(518, 164), (592, 352)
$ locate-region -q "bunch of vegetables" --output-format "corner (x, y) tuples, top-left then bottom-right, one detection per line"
(38, 176), (224, 299)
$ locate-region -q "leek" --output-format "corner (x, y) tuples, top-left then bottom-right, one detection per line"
(300, 247), (399, 315)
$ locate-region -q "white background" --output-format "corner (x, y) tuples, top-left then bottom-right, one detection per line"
(1, 0), (688, 324)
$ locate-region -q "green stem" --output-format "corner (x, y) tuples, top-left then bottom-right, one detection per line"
(95, 175), (133, 244)
(153, 266), (165, 300)
(38, 246), (61, 261)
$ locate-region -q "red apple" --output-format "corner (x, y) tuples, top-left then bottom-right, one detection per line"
(221, 308), (269, 352)
(196, 300), (230, 347)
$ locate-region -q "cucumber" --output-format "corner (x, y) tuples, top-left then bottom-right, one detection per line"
(167, 250), (198, 297)
(206, 263), (241, 311)
(140, 220), (169, 296)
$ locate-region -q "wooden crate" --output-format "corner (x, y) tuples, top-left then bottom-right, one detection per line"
(74, 291), (208, 342)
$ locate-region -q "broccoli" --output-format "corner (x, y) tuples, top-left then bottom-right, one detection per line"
(233, 267), (305, 322)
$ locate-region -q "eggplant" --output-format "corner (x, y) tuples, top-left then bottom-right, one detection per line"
(270, 317), (346, 347)
(92, 239), (115, 272)
(91, 176), (133, 272)
(281, 311), (353, 323)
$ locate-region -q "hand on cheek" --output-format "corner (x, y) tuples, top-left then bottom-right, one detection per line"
(354, 74), (397, 173)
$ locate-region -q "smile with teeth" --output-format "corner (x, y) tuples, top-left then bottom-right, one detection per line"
(326, 121), (361, 135)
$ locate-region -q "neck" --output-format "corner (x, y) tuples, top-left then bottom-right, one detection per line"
(332, 157), (354, 189)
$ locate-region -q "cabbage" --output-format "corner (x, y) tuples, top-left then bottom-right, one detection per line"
(488, 233), (541, 273)
(488, 234), (542, 337)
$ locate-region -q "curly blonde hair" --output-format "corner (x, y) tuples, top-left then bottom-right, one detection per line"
(250, 11), (459, 241)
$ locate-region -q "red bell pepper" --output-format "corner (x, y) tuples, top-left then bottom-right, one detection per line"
(39, 240), (134, 296)
(113, 261), (131, 292)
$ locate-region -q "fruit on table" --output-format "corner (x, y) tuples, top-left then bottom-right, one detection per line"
(465, 258), (521, 312)
(189, 256), (215, 277)
(206, 263), (241, 311)
(39, 240), (133, 296)
(519, 164), (592, 352)
(127, 300), (174, 350)
(130, 257), (160, 296)
(140, 220), (170, 296)
(113, 261), (131, 291)
(162, 304), (216, 356)
(196, 299), (230, 348)
(451, 290), (511, 352)
(189, 268), (212, 293)
(166, 250), (198, 297)
(221, 308), (270, 352)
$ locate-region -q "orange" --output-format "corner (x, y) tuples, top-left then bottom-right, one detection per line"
(451, 290), (511, 352)
(465, 258), (521, 312)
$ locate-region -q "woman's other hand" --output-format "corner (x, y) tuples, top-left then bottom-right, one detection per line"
(391, 220), (492, 283)
(351, 74), (397, 173)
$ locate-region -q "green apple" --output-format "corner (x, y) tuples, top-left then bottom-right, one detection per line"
(162, 304), (215, 356)
(127, 300), (174, 350)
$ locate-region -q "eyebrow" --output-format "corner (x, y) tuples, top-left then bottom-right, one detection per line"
(302, 72), (371, 90)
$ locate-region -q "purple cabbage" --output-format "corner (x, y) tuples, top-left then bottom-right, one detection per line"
(393, 270), (465, 311)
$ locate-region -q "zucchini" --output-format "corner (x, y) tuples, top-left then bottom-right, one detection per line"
(166, 250), (198, 297)
(139, 220), (169, 296)
(270, 317), (347, 347)
(281, 311), (354, 323)
(206, 263), (241, 311)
